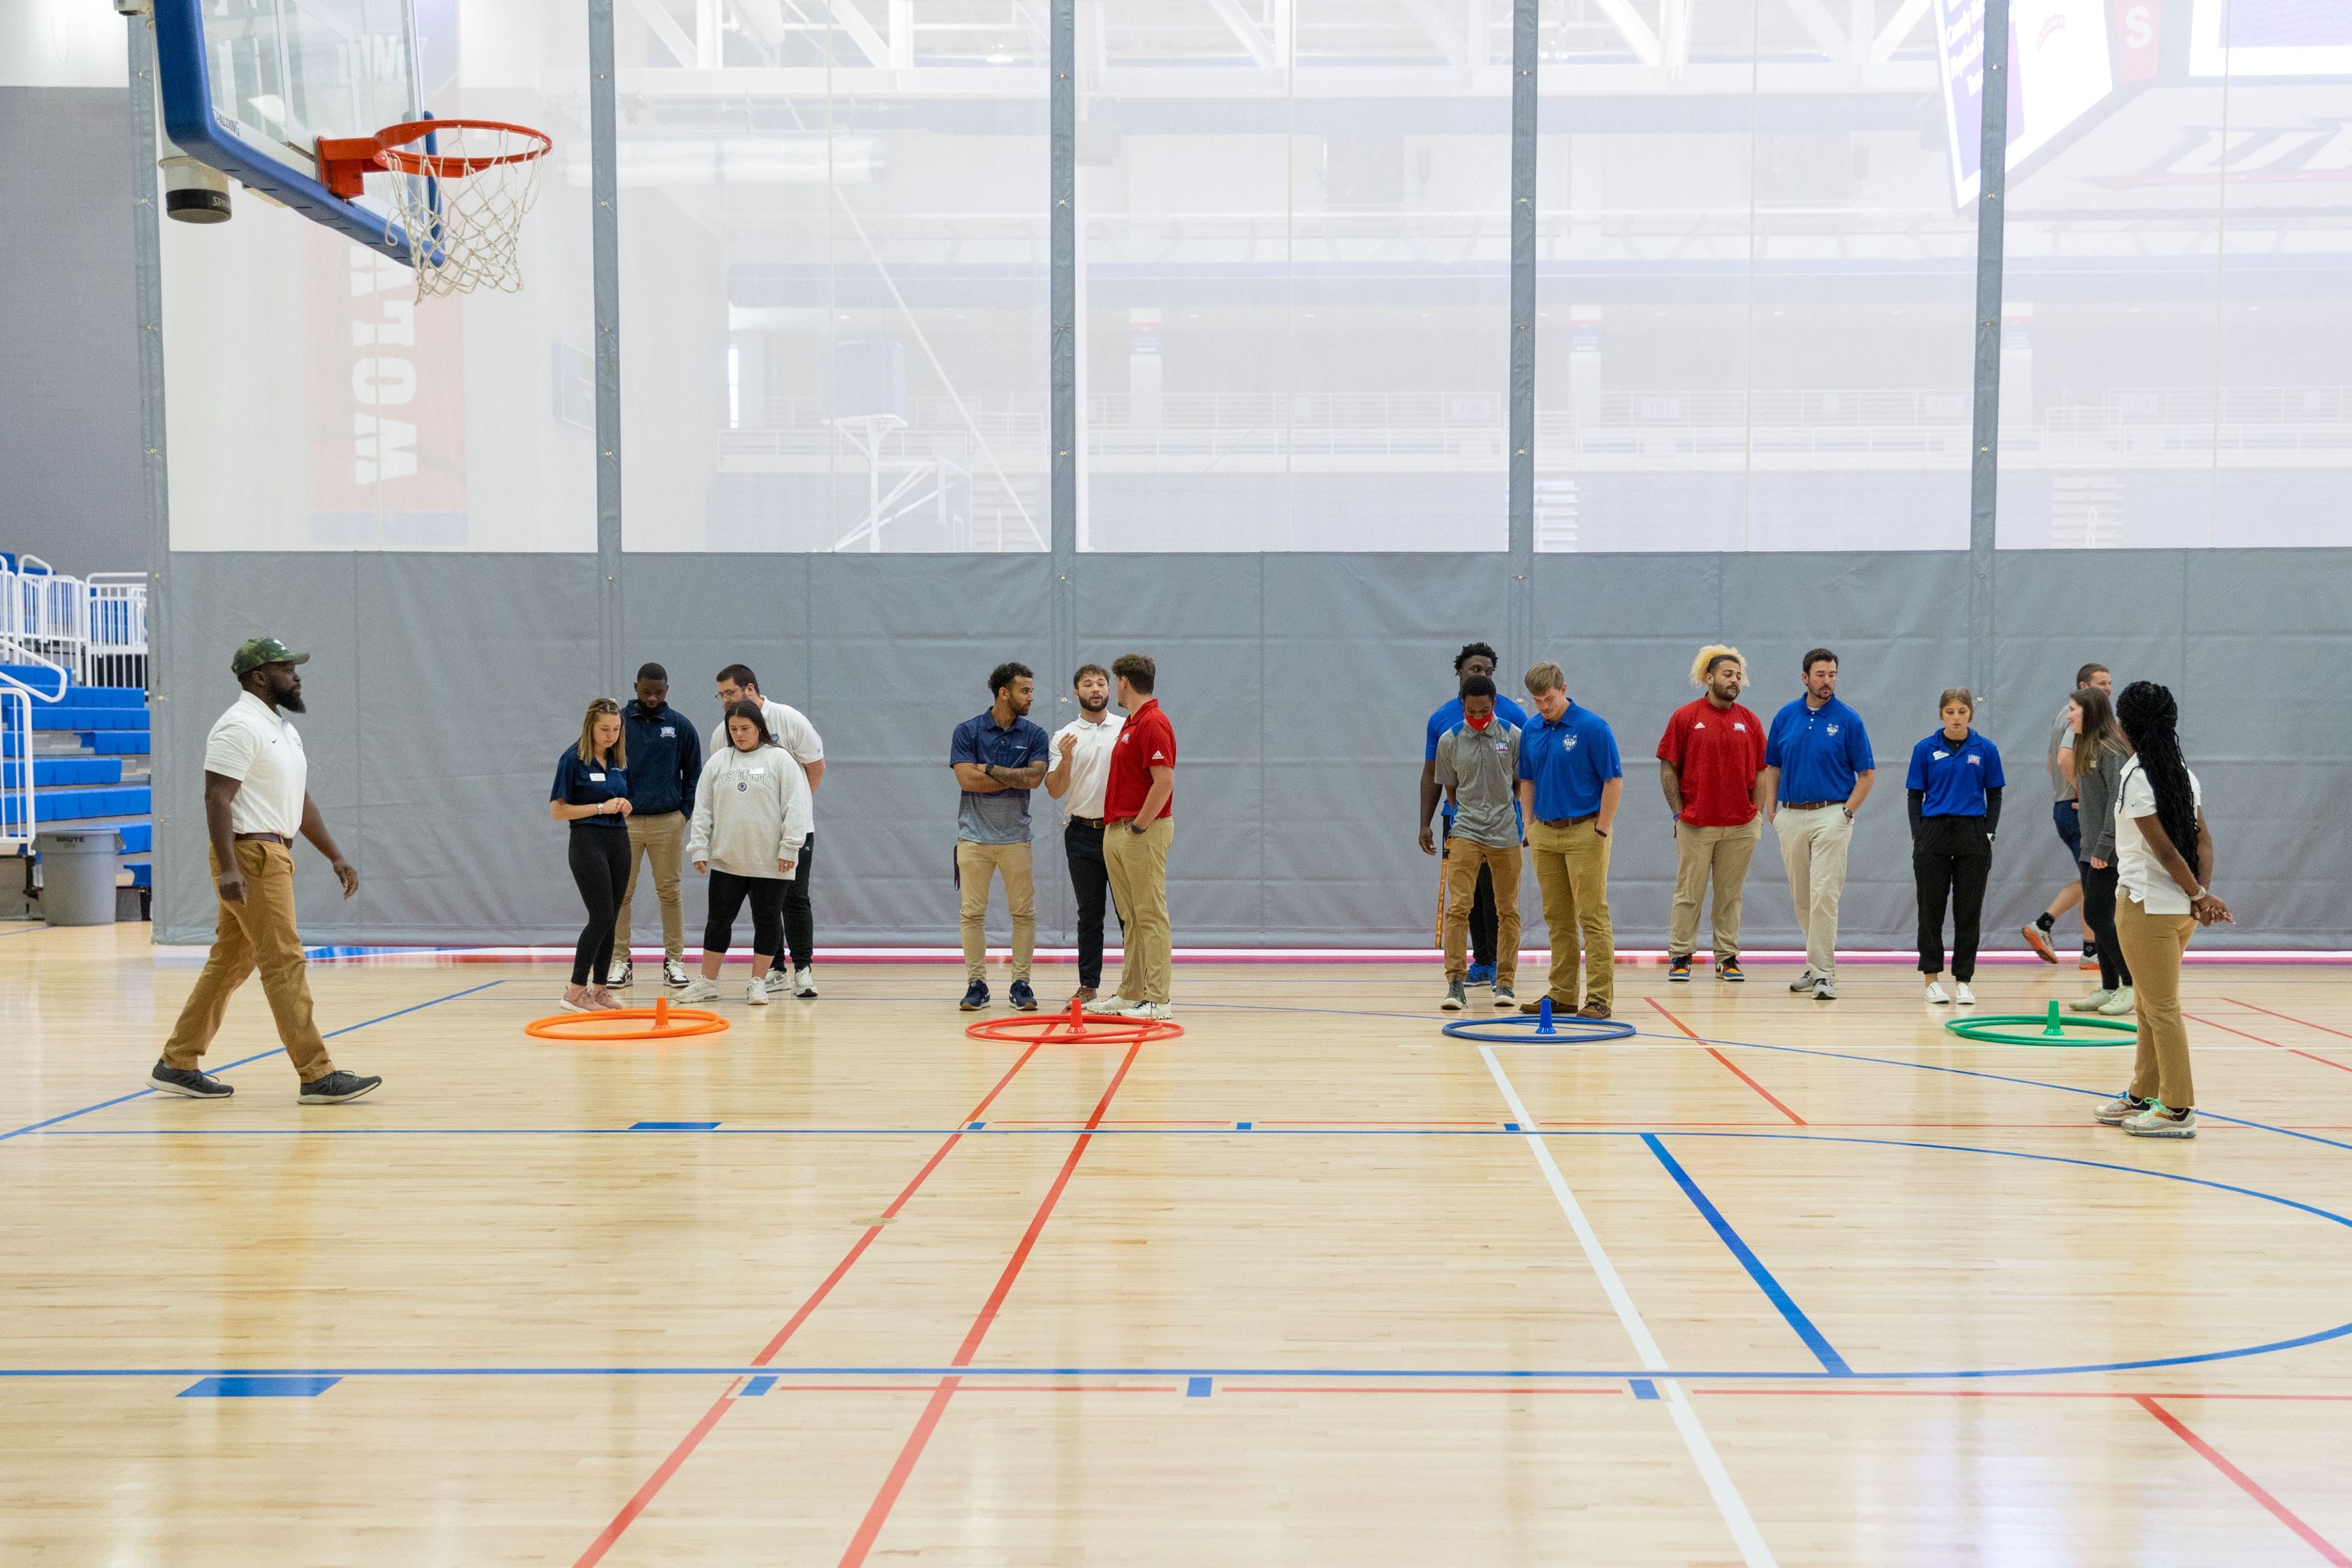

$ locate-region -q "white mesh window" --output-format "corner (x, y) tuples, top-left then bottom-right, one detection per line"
(1076, 0), (1512, 551)
(1534, 0), (1975, 552)
(617, 1), (1049, 553)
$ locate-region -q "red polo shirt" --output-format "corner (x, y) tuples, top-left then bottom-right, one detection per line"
(1104, 698), (1175, 822)
(1656, 698), (1764, 826)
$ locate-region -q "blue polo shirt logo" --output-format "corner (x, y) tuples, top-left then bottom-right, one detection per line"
(1562, 735), (1578, 751)
(1826, 723), (1841, 736)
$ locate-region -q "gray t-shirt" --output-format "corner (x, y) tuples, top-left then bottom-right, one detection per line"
(2046, 706), (2076, 802)
(1434, 721), (1522, 849)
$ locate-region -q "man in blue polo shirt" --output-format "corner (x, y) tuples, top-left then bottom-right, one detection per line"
(1420, 641), (1528, 988)
(611, 662), (703, 990)
(1514, 661), (1623, 1019)
(1762, 647), (1876, 1001)
(950, 661), (1052, 1013)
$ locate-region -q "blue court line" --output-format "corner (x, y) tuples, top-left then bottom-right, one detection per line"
(0, 978), (505, 1145)
(630, 1121), (720, 1131)
(1641, 1134), (1851, 1375)
(179, 1375), (340, 1398)
(739, 1374), (777, 1397)
(1630, 1379), (1660, 1400)
(1186, 1376), (1213, 1397)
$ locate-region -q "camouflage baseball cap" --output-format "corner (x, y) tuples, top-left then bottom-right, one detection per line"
(230, 636), (311, 676)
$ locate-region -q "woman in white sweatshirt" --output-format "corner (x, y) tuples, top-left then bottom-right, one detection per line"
(680, 701), (814, 1005)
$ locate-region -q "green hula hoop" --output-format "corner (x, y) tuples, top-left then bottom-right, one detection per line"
(1945, 1001), (2139, 1047)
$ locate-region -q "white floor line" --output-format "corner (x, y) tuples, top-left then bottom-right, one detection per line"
(1478, 1044), (1778, 1568)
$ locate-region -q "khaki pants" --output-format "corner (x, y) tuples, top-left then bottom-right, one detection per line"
(1443, 839), (1521, 986)
(1775, 805), (1852, 979)
(1526, 817), (1613, 1009)
(1669, 817), (1762, 964)
(2115, 892), (2199, 1108)
(161, 840), (336, 1083)
(615, 809), (687, 964)
(956, 839), (1035, 981)
(1104, 815), (1173, 1004)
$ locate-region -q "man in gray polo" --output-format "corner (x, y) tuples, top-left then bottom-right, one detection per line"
(1433, 675), (1521, 1011)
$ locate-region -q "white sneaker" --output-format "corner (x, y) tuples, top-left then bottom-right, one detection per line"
(2069, 989), (2115, 1013)
(746, 975), (771, 1005)
(1954, 982), (1976, 1006)
(609, 960), (634, 988)
(1924, 981), (1950, 1005)
(663, 958), (689, 987)
(1120, 999), (1173, 1021)
(2099, 987), (2135, 1017)
(1789, 969), (1818, 993)
(793, 966), (818, 999)
(2124, 1103), (2197, 1138)
(675, 977), (721, 1004)
(1812, 976), (1837, 1001)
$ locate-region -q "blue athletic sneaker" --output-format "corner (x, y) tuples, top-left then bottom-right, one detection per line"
(1009, 979), (1037, 1012)
(959, 979), (989, 1012)
(1466, 962), (1495, 987)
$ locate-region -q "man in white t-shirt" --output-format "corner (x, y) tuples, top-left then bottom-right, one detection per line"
(148, 637), (382, 1105)
(1043, 662), (1126, 1006)
(716, 664), (826, 997)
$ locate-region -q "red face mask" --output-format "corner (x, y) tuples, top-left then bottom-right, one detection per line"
(1466, 710), (1493, 731)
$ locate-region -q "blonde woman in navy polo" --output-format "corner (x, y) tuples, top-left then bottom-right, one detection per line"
(1907, 689), (2005, 1006)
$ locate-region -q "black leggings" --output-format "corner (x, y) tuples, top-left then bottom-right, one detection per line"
(706, 868), (786, 961)
(1913, 816), (1992, 981)
(568, 828), (632, 985)
(2079, 861), (2135, 990)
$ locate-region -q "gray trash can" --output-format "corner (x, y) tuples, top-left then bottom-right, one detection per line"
(35, 829), (122, 927)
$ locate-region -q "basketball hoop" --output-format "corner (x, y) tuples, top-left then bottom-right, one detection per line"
(317, 119), (551, 298)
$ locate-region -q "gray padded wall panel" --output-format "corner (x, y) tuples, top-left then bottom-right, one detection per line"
(158, 548), (2352, 950)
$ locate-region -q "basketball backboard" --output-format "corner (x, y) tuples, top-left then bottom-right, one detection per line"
(152, 0), (425, 259)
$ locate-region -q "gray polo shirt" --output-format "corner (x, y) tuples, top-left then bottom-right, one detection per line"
(2046, 706), (2076, 802)
(1434, 720), (1522, 848)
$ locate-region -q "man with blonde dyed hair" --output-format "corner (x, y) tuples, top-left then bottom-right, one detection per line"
(1514, 660), (1623, 1018)
(1656, 645), (1767, 982)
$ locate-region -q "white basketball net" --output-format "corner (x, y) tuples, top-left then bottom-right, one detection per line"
(381, 123), (547, 301)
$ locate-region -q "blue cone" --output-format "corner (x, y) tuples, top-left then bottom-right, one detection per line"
(1536, 996), (1556, 1036)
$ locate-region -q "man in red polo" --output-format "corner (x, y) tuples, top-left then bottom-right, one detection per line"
(1102, 652), (1175, 1020)
(1656, 645), (1766, 982)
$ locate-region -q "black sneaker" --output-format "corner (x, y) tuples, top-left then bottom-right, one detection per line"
(298, 1070), (383, 1105)
(959, 980), (990, 1012)
(148, 1061), (233, 1099)
(1008, 979), (1037, 1012)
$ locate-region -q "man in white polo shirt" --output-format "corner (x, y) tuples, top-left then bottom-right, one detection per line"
(148, 638), (382, 1104)
(715, 663), (826, 997)
(1044, 661), (1126, 1008)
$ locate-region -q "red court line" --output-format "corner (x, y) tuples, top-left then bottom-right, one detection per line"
(570, 1046), (1043, 1568)
(2186, 1013), (2352, 1078)
(2135, 1395), (2352, 1567)
(2223, 998), (2352, 1042)
(1646, 998), (1807, 1124)
(840, 1042), (1144, 1568)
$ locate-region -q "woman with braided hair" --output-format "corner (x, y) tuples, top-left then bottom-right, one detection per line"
(2094, 681), (2233, 1139)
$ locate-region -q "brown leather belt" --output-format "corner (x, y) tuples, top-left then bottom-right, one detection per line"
(233, 832), (292, 846)
(1538, 813), (1599, 828)
(1068, 815), (1104, 829)
(1782, 801), (1842, 812)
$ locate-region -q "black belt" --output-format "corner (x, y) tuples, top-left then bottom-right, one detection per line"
(233, 832), (292, 846)
(1067, 815), (1104, 829)
(1537, 813), (1598, 828)
(1782, 801), (1842, 812)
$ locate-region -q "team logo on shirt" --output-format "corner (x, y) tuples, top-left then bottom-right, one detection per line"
(1693, 721), (1705, 729)
(661, 726), (676, 738)
(1826, 723), (1840, 735)
(1966, 755), (1981, 767)
(1562, 735), (1578, 752)
(736, 781), (748, 792)
(1732, 723), (1747, 732)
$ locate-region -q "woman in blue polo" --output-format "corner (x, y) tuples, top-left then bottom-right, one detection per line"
(1908, 688), (2005, 1005)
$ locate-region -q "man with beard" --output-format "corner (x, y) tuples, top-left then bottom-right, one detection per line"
(146, 638), (382, 1104)
(1044, 662), (1126, 1008)
(949, 661), (1051, 1012)
(1656, 645), (1766, 983)
(1421, 641), (1527, 988)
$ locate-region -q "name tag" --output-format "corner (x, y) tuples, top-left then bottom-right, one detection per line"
(589, 772), (606, 781)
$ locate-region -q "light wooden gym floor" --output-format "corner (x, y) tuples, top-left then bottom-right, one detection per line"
(5, 922), (2351, 1567)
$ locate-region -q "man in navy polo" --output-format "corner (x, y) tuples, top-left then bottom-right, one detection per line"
(1420, 641), (1528, 988)
(1513, 661), (1623, 1019)
(1761, 647), (1876, 1000)
(611, 662), (702, 990)
(949, 661), (1051, 1012)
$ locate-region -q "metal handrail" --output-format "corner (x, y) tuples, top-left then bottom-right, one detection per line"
(0, 679), (36, 852)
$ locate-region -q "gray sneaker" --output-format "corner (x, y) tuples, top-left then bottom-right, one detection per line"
(1789, 970), (1818, 993)
(1441, 979), (1466, 1012)
(148, 1061), (233, 1099)
(1492, 985), (1516, 1009)
(2093, 1090), (2150, 1127)
(2124, 1103), (2197, 1139)
(1812, 975), (1837, 1001)
(298, 1070), (383, 1105)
